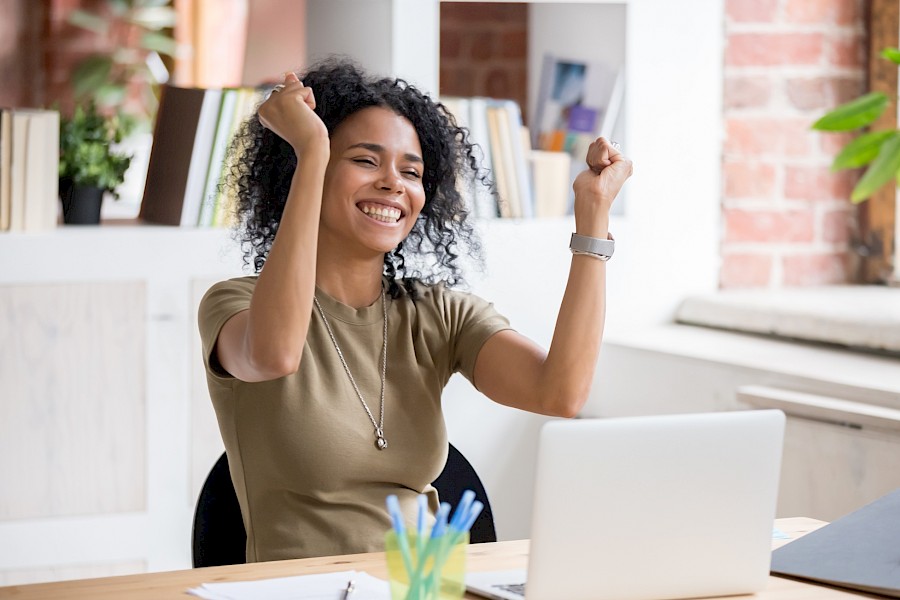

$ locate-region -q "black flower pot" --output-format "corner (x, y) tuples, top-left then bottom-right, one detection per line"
(60, 177), (104, 225)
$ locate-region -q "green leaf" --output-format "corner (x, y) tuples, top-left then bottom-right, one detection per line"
(67, 9), (108, 34)
(112, 47), (141, 65)
(812, 92), (889, 132)
(832, 130), (895, 170)
(108, 0), (131, 18)
(128, 6), (178, 29)
(95, 84), (128, 108)
(881, 47), (900, 64)
(72, 56), (113, 97)
(851, 132), (900, 203)
(58, 102), (133, 192)
(139, 31), (179, 56)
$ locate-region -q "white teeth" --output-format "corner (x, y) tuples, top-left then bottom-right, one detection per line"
(360, 205), (401, 223)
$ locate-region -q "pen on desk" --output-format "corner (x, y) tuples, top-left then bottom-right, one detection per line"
(341, 578), (355, 599)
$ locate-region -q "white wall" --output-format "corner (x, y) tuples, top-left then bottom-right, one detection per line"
(444, 219), (575, 540)
(306, 0), (439, 93)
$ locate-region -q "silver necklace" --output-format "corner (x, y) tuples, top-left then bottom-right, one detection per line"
(313, 288), (389, 450)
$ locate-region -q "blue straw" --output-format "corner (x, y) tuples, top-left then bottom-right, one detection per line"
(459, 500), (484, 537)
(416, 494), (428, 558)
(386, 495), (414, 579)
(448, 490), (476, 531)
(431, 502), (451, 539)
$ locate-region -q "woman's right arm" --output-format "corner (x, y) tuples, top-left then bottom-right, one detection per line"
(215, 73), (330, 382)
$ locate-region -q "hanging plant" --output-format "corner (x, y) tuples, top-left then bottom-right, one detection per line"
(67, 0), (182, 134)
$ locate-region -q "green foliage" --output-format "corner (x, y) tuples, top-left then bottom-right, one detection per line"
(881, 47), (900, 65)
(831, 130), (895, 170)
(812, 92), (889, 132)
(850, 133), (900, 202)
(815, 48), (900, 203)
(59, 103), (133, 197)
(67, 0), (180, 133)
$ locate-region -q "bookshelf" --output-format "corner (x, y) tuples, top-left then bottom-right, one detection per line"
(0, 0), (725, 584)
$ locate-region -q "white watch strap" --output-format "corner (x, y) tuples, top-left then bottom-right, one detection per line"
(570, 232), (615, 261)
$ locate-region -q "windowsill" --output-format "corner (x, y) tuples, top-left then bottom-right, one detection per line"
(675, 286), (900, 356)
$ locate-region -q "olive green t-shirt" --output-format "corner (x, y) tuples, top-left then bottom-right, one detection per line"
(197, 276), (512, 562)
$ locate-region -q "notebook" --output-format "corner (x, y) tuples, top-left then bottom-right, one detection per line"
(770, 486), (900, 597)
(466, 410), (785, 600)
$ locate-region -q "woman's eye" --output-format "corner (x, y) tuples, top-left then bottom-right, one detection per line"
(403, 170), (421, 179)
(353, 158), (377, 166)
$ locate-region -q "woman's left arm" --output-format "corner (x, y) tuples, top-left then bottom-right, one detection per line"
(473, 138), (632, 417)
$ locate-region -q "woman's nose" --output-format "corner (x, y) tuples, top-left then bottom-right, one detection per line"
(377, 168), (403, 193)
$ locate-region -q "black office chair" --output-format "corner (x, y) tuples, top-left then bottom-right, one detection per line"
(191, 443), (498, 568)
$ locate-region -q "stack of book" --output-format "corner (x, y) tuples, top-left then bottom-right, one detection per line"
(442, 96), (536, 220)
(442, 96), (575, 220)
(140, 85), (264, 227)
(0, 108), (60, 232)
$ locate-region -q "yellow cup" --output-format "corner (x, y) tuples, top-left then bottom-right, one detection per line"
(385, 530), (468, 600)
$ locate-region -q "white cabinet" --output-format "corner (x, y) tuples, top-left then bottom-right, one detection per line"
(588, 325), (900, 521)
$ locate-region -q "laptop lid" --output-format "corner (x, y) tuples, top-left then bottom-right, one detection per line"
(468, 410), (785, 600)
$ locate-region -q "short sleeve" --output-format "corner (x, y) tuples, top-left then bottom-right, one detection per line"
(440, 288), (513, 386)
(197, 276), (257, 379)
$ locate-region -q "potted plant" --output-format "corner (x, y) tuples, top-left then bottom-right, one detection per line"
(58, 103), (133, 224)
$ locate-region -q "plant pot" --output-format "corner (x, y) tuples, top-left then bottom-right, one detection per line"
(60, 178), (104, 225)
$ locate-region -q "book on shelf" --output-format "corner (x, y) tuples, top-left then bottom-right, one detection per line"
(501, 100), (534, 219)
(533, 54), (623, 152)
(140, 85), (263, 227)
(0, 108), (60, 232)
(212, 88), (263, 228)
(197, 89), (238, 227)
(532, 54), (624, 212)
(466, 97), (500, 219)
(139, 86), (207, 226)
(0, 110), (11, 231)
(530, 149), (571, 218)
(441, 95), (570, 219)
(484, 101), (515, 218)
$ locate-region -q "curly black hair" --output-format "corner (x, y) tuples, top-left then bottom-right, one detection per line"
(224, 57), (490, 298)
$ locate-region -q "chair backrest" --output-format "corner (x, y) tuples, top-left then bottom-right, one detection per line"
(191, 452), (246, 568)
(431, 443), (498, 545)
(191, 443), (497, 568)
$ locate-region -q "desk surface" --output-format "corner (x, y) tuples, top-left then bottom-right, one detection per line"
(0, 518), (868, 599)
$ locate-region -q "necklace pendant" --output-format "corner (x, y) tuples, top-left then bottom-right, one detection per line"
(375, 429), (388, 450)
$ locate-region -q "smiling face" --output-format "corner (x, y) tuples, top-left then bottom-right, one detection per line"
(319, 106), (426, 259)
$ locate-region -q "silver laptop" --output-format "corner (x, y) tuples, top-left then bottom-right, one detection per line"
(466, 410), (785, 600)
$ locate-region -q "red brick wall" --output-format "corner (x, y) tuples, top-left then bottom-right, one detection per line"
(0, 0), (164, 117)
(439, 2), (529, 122)
(0, 0), (46, 108)
(721, 0), (867, 288)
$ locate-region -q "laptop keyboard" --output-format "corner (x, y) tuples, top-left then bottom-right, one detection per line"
(495, 583), (526, 597)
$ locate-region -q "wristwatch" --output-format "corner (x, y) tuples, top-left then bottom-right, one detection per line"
(569, 232), (615, 261)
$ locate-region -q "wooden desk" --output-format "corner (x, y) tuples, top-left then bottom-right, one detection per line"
(0, 518), (868, 599)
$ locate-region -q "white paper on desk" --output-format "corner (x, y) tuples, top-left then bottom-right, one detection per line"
(186, 569), (390, 600)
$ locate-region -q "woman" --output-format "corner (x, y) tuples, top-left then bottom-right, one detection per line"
(198, 59), (632, 562)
